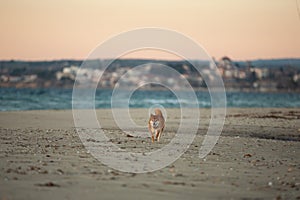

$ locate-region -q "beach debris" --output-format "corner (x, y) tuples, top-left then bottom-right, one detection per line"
(107, 169), (119, 176)
(86, 138), (97, 142)
(287, 167), (293, 172)
(6, 165), (49, 175)
(6, 167), (27, 175)
(35, 182), (60, 187)
(268, 181), (273, 186)
(163, 181), (186, 186)
(28, 165), (40, 171)
(39, 170), (48, 174)
(126, 134), (134, 138)
(243, 153), (252, 158)
(227, 114), (248, 118)
(256, 114), (298, 120)
(173, 173), (183, 177)
(57, 169), (64, 175)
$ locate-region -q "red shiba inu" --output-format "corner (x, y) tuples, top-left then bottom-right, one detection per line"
(148, 109), (165, 142)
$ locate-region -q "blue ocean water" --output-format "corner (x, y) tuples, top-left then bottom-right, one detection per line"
(0, 88), (300, 111)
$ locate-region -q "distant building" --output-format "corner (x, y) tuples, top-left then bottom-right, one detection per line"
(8, 76), (22, 82)
(217, 56), (239, 79)
(0, 75), (9, 82)
(56, 65), (79, 81)
(24, 75), (37, 83)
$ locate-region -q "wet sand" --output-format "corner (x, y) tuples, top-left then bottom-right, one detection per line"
(0, 108), (299, 199)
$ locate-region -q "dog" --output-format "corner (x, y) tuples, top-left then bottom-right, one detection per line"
(148, 109), (165, 142)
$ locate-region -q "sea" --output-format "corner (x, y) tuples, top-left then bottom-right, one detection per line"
(0, 88), (300, 111)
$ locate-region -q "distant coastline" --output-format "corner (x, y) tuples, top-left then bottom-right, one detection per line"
(1, 57), (300, 92)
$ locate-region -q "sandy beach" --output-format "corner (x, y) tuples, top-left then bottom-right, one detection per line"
(0, 108), (299, 199)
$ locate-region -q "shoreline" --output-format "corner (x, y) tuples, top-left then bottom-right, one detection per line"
(1, 85), (300, 93)
(0, 108), (299, 199)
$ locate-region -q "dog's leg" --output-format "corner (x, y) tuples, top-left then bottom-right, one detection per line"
(157, 128), (164, 142)
(151, 130), (155, 143)
(149, 124), (155, 143)
(157, 130), (162, 142)
(151, 134), (155, 143)
(155, 130), (160, 140)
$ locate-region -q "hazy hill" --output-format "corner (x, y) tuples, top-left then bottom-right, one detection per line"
(0, 58), (299, 73)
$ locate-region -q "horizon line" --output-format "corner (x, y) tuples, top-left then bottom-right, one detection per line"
(1, 56), (300, 63)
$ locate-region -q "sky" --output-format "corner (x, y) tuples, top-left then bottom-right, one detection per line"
(0, 0), (300, 61)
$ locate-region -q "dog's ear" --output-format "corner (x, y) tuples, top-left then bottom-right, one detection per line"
(150, 114), (154, 117)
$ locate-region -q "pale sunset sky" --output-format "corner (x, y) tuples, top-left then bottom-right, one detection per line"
(0, 0), (300, 61)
